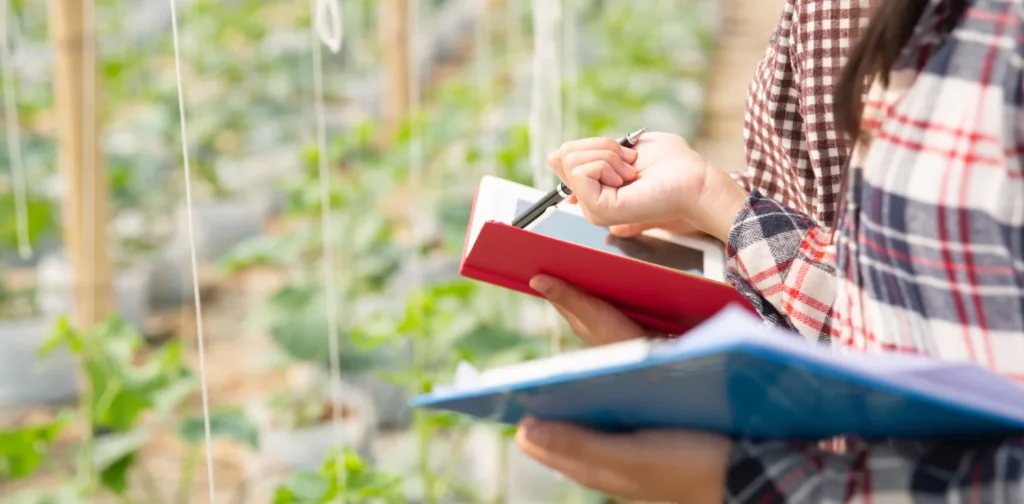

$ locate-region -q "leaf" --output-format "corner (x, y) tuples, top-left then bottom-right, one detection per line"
(178, 410), (259, 450)
(93, 429), (150, 494)
(99, 454), (135, 494)
(272, 471), (327, 504)
(0, 416), (68, 479)
(38, 317), (78, 357)
(452, 324), (544, 363)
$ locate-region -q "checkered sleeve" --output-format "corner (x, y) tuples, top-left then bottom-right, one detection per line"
(726, 438), (1024, 502)
(725, 190), (836, 342)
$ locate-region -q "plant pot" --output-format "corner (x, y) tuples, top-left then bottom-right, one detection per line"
(0, 317), (78, 406)
(169, 196), (272, 264)
(244, 376), (378, 474)
(35, 251), (153, 332)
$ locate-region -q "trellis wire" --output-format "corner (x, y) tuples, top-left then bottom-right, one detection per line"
(167, 0), (218, 500)
(311, 0), (347, 499)
(0, 0), (31, 259)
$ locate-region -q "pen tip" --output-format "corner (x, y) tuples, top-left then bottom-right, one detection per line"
(628, 127), (647, 144)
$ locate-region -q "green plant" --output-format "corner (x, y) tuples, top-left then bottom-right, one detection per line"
(0, 316), (259, 503)
(0, 186), (57, 255)
(0, 414), (71, 480)
(272, 448), (404, 504)
(353, 280), (545, 503)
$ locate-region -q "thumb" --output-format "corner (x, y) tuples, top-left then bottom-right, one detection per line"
(608, 222), (651, 237)
(609, 219), (701, 238)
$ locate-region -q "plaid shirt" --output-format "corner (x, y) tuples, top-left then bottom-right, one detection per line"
(724, 0), (1024, 502)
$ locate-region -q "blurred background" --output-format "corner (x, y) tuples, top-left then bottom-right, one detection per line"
(0, 0), (780, 502)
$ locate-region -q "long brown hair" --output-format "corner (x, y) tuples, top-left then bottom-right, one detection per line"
(829, 0), (968, 227)
(833, 0), (969, 142)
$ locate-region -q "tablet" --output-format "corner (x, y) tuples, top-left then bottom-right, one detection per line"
(469, 175), (726, 282)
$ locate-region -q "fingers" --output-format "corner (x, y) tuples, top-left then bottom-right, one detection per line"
(547, 137), (638, 190)
(515, 419), (623, 472)
(560, 136), (638, 165)
(515, 419), (643, 497)
(565, 150), (635, 186)
(529, 275), (644, 345)
(546, 151), (567, 186)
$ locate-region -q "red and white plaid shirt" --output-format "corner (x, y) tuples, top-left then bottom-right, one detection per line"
(724, 0), (1024, 501)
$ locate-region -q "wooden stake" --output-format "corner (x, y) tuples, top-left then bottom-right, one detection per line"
(48, 0), (112, 328)
(379, 0), (410, 144)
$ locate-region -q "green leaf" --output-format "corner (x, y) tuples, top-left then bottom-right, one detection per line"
(0, 416), (69, 479)
(93, 429), (150, 494)
(178, 410), (259, 450)
(453, 325), (545, 363)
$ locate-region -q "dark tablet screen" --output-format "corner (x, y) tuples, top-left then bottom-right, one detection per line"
(515, 200), (704, 276)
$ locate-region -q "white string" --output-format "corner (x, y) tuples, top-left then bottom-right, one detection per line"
(0, 0), (32, 259)
(315, 0), (343, 54)
(408, 0), (422, 189)
(167, 1), (217, 502)
(529, 0), (566, 354)
(309, 0), (347, 498)
(474, 0), (494, 176)
(562, 0), (579, 140)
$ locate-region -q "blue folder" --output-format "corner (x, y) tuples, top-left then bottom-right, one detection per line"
(411, 306), (1024, 440)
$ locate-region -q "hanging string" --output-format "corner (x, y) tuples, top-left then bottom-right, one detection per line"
(527, 0), (546, 189)
(0, 0), (32, 259)
(408, 0), (422, 189)
(406, 0), (423, 329)
(529, 0), (566, 354)
(562, 0), (579, 140)
(315, 0), (343, 54)
(167, 1), (217, 502)
(310, 0), (347, 497)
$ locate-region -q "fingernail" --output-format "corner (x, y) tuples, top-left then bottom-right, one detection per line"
(530, 276), (554, 295)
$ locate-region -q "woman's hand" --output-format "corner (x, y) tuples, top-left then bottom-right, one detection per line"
(516, 418), (732, 503)
(529, 275), (649, 345)
(547, 132), (748, 242)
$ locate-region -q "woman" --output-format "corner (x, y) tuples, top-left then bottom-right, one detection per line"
(518, 0), (1024, 502)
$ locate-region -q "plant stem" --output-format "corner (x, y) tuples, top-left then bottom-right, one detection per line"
(432, 427), (469, 497)
(77, 365), (96, 495)
(414, 411), (437, 504)
(176, 445), (201, 504)
(494, 431), (509, 504)
(136, 460), (165, 504)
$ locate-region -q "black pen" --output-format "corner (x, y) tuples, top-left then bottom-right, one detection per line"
(512, 127), (647, 229)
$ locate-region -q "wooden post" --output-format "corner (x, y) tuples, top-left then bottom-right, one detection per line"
(48, 0), (113, 328)
(379, 0), (410, 144)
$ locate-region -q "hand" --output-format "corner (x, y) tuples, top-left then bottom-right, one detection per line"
(548, 132), (747, 242)
(608, 218), (701, 239)
(516, 418), (732, 503)
(529, 275), (651, 345)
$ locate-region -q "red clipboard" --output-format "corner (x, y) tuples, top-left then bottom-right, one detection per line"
(459, 187), (756, 335)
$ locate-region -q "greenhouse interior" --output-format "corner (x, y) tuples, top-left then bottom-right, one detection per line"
(0, 0), (782, 502)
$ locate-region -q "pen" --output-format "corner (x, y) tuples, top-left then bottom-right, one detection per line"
(511, 127), (647, 229)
